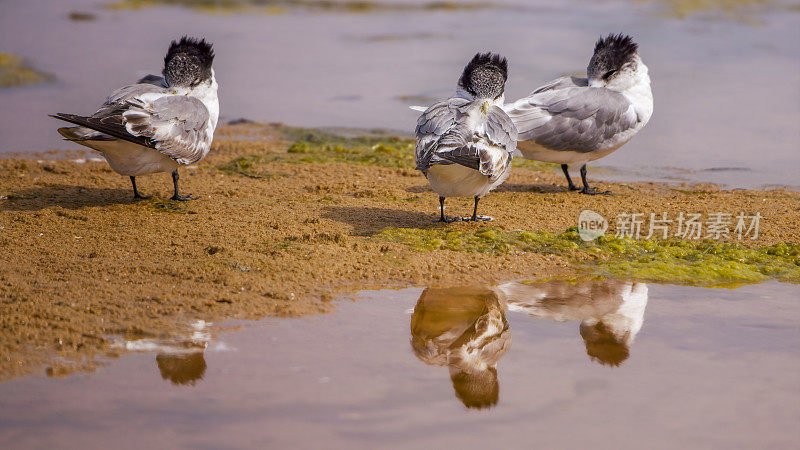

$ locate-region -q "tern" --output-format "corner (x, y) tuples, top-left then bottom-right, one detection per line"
(504, 34), (653, 194)
(414, 52), (517, 222)
(51, 36), (219, 201)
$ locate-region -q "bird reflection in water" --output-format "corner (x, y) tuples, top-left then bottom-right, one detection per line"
(156, 351), (207, 386)
(499, 279), (648, 367)
(410, 286), (511, 409)
(410, 279), (648, 408)
(147, 321), (211, 386)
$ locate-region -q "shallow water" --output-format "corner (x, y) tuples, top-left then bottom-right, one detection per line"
(1, 280), (798, 449)
(0, 0), (798, 188)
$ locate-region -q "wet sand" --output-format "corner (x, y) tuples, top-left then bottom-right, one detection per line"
(1, 123), (799, 379)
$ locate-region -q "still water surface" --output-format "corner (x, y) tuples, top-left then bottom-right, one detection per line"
(0, 0), (798, 187)
(0, 280), (798, 448)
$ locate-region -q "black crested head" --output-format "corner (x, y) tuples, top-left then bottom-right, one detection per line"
(163, 36), (215, 88)
(587, 33), (638, 82)
(458, 52), (508, 100)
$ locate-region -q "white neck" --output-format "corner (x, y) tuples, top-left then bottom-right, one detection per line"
(492, 93), (505, 107)
(175, 69), (219, 131)
(608, 55), (653, 125)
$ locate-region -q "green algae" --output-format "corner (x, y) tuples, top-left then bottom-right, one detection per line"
(217, 125), (565, 178)
(378, 227), (800, 287)
(378, 227), (581, 254)
(285, 138), (414, 168)
(511, 158), (558, 171)
(638, 0), (789, 22)
(217, 154), (289, 178)
(106, 0), (498, 14)
(396, 94), (442, 104)
(587, 236), (800, 286)
(0, 53), (50, 88)
(218, 126), (416, 176)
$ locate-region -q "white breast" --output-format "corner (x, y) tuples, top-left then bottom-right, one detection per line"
(188, 71), (220, 139)
(80, 139), (179, 176)
(426, 164), (508, 198)
(621, 61), (653, 128)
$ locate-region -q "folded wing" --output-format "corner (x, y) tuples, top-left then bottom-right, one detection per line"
(122, 93), (211, 165)
(415, 99), (516, 179)
(505, 82), (637, 153)
(52, 83), (212, 165)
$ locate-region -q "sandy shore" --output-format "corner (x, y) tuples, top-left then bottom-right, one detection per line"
(1, 122), (798, 379)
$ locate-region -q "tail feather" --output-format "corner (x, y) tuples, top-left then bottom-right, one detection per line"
(56, 125), (114, 142)
(50, 113), (153, 148)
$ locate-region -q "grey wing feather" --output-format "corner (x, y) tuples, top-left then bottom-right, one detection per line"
(102, 83), (169, 108)
(414, 98), (516, 178)
(486, 105), (518, 152)
(530, 76), (587, 95)
(53, 82), (211, 165)
(136, 74), (168, 87)
(122, 94), (211, 165)
(414, 98), (471, 171)
(474, 107), (516, 178)
(434, 122), (481, 170)
(50, 83), (169, 148)
(505, 85), (637, 153)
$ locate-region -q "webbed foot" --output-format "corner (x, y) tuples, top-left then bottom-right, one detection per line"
(170, 193), (199, 201)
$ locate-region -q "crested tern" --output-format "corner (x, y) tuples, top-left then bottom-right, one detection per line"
(51, 36), (219, 201)
(414, 52), (518, 222)
(504, 34), (653, 194)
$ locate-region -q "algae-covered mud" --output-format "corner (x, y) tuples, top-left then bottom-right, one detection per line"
(0, 53), (50, 88)
(380, 228), (800, 287)
(105, 0), (500, 14)
(1, 123), (799, 380)
(102, 0), (791, 18)
(640, 0), (790, 19)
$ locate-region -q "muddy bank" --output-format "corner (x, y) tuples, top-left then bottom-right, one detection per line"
(0, 53), (50, 88)
(1, 122), (798, 379)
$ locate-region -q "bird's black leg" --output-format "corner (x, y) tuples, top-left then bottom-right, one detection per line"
(579, 164), (609, 195)
(130, 176), (150, 200)
(561, 164), (579, 191)
(434, 196), (460, 223)
(464, 196), (493, 222)
(170, 169), (198, 201)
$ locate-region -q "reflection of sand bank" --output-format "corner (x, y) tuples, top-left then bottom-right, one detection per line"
(499, 280), (648, 366)
(410, 286), (511, 409)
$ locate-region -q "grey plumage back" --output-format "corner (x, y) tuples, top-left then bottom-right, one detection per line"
(507, 83), (637, 153)
(414, 98), (516, 178)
